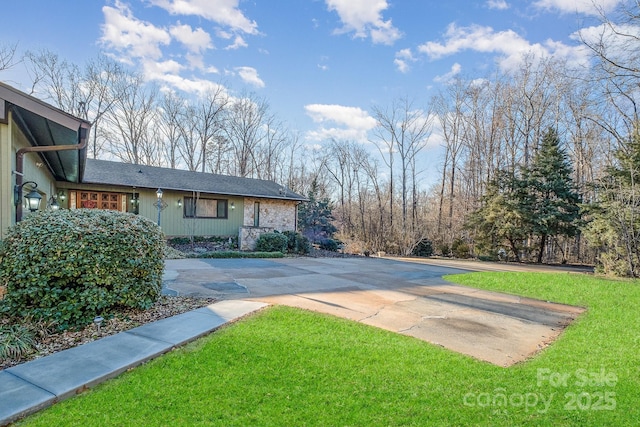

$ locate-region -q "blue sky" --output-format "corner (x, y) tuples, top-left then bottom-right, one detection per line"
(0, 0), (625, 185)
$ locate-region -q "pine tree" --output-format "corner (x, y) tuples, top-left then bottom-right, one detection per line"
(525, 128), (581, 263)
(466, 170), (530, 262)
(466, 128), (581, 263)
(297, 179), (337, 241)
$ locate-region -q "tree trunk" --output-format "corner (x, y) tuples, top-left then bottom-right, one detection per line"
(537, 234), (546, 263)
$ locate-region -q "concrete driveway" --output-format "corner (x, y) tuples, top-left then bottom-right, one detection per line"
(163, 257), (584, 367)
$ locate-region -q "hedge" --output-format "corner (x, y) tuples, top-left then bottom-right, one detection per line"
(0, 209), (165, 330)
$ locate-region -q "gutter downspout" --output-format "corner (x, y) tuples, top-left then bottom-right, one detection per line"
(15, 126), (89, 222)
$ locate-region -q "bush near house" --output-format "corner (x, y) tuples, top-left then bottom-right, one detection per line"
(254, 231), (310, 255)
(283, 230), (310, 255)
(255, 232), (289, 253)
(0, 209), (165, 330)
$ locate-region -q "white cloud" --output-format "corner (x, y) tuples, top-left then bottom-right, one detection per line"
(235, 66), (265, 88)
(149, 0), (258, 34)
(533, 0), (622, 16)
(144, 59), (184, 76)
(486, 0), (509, 10)
(100, 1), (171, 61)
(184, 53), (205, 69)
(394, 48), (416, 73)
(419, 24), (528, 60)
(418, 23), (589, 73)
(169, 23), (212, 53)
(325, 0), (402, 45)
(153, 71), (228, 96)
(304, 104), (377, 142)
(433, 63), (462, 83)
(225, 35), (248, 50)
(575, 22), (640, 63)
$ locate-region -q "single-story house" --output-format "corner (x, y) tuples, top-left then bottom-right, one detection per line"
(1, 82), (306, 249)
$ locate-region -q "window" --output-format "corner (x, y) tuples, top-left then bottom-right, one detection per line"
(184, 197), (228, 218)
(70, 191), (125, 211)
(254, 202), (260, 227)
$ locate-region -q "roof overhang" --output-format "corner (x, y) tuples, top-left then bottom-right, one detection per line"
(0, 82), (91, 183)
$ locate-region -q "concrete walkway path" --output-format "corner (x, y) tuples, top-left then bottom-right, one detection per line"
(0, 300), (267, 426)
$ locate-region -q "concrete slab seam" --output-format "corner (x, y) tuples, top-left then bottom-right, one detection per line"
(1, 370), (58, 398)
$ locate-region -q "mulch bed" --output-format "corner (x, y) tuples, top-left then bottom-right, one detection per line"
(0, 296), (216, 371)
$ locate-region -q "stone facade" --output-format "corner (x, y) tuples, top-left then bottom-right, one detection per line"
(239, 226), (275, 251)
(239, 197), (298, 250)
(242, 197), (297, 229)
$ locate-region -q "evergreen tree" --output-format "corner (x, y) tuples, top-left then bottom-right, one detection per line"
(466, 170), (530, 262)
(467, 128), (580, 263)
(298, 179), (337, 241)
(525, 128), (581, 263)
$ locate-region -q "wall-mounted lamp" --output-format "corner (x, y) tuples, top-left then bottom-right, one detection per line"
(49, 196), (60, 211)
(14, 181), (42, 212)
(130, 187), (139, 214)
(230, 201), (235, 210)
(57, 190), (66, 202)
(177, 199), (182, 208)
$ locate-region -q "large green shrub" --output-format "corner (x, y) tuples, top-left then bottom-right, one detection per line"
(255, 232), (288, 253)
(452, 238), (471, 259)
(412, 239), (434, 257)
(0, 209), (165, 330)
(318, 238), (340, 252)
(283, 230), (310, 255)
(438, 242), (451, 257)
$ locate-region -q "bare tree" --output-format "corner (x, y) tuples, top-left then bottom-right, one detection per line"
(433, 81), (468, 245)
(371, 103), (397, 230)
(372, 96), (433, 242)
(224, 92), (267, 177)
(256, 118), (288, 181)
(0, 42), (18, 72)
(284, 131), (304, 191)
(177, 104), (202, 171)
(324, 139), (360, 235)
(194, 86), (228, 173)
(83, 55), (126, 159)
(22, 50), (123, 159)
(23, 49), (83, 112)
(158, 91), (186, 169)
(580, 1), (640, 145)
(105, 71), (159, 165)
(360, 155), (387, 251)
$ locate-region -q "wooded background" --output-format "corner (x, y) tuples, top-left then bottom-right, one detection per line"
(3, 3), (640, 275)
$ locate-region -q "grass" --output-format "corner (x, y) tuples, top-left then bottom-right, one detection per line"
(17, 272), (640, 426)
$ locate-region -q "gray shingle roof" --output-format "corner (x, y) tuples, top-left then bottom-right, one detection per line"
(82, 159), (307, 201)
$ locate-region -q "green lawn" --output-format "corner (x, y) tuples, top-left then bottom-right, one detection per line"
(18, 272), (640, 426)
